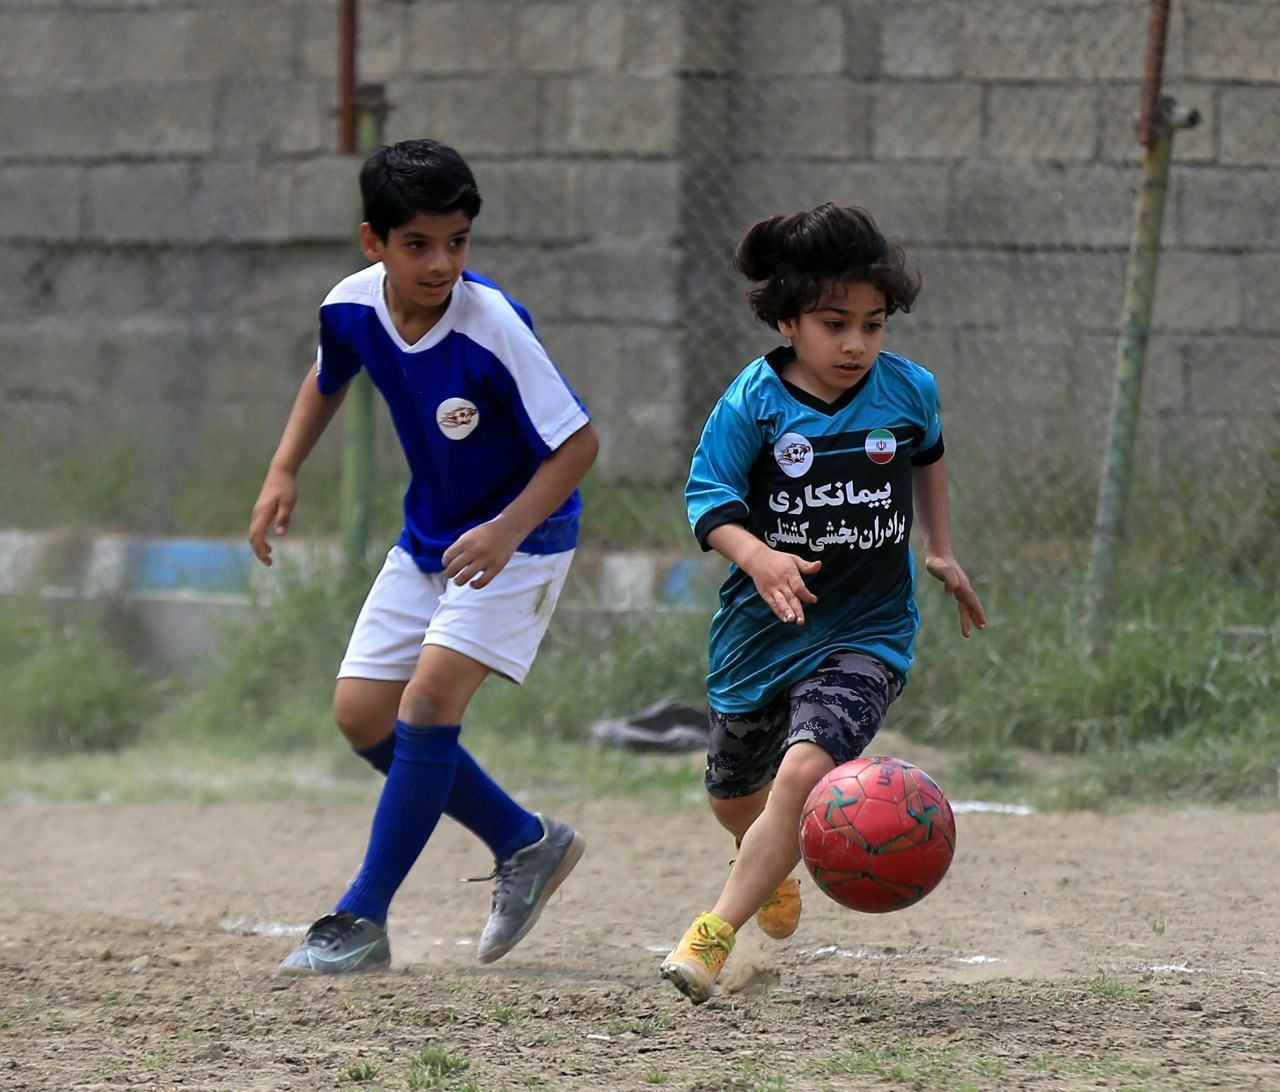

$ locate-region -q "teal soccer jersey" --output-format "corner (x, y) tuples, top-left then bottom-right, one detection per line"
(687, 347), (944, 713)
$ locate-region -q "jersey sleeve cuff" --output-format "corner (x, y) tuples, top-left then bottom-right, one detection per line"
(543, 406), (592, 453)
(911, 435), (945, 466)
(693, 501), (750, 551)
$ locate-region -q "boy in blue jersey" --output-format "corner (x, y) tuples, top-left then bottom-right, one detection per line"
(248, 139), (598, 975)
(661, 204), (985, 1004)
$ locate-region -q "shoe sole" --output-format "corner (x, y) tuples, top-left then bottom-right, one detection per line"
(476, 832), (586, 965)
(659, 961), (712, 1005)
(756, 907), (801, 940)
(277, 953), (391, 977)
(757, 880), (802, 940)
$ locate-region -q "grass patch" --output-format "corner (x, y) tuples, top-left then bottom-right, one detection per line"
(149, 558), (371, 754)
(0, 598), (158, 758)
(896, 565), (1278, 805)
(467, 609), (709, 744)
(404, 1046), (469, 1089)
(2, 531), (1276, 809)
(1083, 972), (1153, 1003)
(338, 1062), (380, 1084)
(0, 443), (154, 531)
(0, 742), (379, 806)
(727, 1057), (789, 1091)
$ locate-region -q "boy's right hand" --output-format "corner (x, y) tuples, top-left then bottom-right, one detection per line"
(745, 547), (821, 625)
(248, 468), (298, 566)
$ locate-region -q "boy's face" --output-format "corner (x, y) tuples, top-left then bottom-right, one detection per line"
(777, 280), (886, 402)
(360, 210), (472, 319)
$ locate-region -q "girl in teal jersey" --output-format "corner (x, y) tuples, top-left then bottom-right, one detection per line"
(662, 204), (985, 1004)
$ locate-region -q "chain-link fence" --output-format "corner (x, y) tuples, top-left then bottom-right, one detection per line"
(1, 0), (1276, 629)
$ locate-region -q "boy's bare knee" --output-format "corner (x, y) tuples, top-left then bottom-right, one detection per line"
(333, 705), (386, 751)
(333, 678), (402, 749)
(398, 686), (441, 728)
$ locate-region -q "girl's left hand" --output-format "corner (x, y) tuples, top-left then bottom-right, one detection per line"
(924, 555), (986, 637)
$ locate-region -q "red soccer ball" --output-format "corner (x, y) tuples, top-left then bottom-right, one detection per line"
(799, 756), (956, 913)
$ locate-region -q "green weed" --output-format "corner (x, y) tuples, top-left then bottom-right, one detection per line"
(491, 1005), (531, 1027)
(338, 1062), (379, 1084)
(149, 555), (369, 754)
(897, 565), (1278, 804)
(604, 1012), (671, 1037)
(0, 442), (153, 531)
(0, 598), (156, 758)
(825, 1039), (995, 1089)
(1084, 972), (1151, 1003)
(468, 610), (709, 744)
(405, 1046), (470, 1089)
(729, 1057), (789, 1091)
(1028, 1052), (1157, 1080)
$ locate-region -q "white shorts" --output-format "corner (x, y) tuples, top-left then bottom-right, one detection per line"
(338, 545), (574, 684)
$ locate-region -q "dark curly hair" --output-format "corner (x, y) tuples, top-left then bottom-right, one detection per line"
(734, 204), (921, 329)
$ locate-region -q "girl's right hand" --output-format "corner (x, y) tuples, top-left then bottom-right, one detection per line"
(745, 548), (821, 625)
(248, 468), (298, 566)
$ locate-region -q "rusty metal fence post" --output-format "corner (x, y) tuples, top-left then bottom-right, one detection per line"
(1082, 0), (1200, 656)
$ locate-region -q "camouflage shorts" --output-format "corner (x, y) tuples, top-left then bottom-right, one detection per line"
(704, 651), (903, 799)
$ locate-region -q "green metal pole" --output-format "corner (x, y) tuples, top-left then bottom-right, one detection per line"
(340, 380), (375, 575)
(339, 86), (389, 576)
(1082, 96), (1198, 656)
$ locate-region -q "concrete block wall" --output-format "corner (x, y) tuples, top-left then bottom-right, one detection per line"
(0, 0), (1275, 541)
(678, 0), (1279, 508)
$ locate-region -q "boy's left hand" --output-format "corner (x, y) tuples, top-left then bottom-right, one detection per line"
(443, 518), (524, 589)
(924, 555), (986, 637)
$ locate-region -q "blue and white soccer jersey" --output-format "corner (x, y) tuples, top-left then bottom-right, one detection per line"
(316, 265), (590, 682)
(687, 347), (945, 713)
(316, 265), (590, 573)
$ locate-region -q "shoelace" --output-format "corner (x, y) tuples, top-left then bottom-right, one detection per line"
(462, 860), (517, 911)
(306, 912), (360, 947)
(689, 924), (732, 967)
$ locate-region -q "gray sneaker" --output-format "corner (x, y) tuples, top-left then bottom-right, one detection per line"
(278, 912), (391, 976)
(476, 815), (585, 964)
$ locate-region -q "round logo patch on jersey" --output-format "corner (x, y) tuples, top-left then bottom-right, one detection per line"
(773, 432), (814, 478)
(865, 428), (897, 465)
(436, 397), (479, 440)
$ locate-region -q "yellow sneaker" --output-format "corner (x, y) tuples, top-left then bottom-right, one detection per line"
(660, 912), (735, 1005)
(755, 875), (802, 940)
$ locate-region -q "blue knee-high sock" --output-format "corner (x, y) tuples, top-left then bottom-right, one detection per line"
(356, 733), (395, 774)
(337, 721), (460, 926)
(353, 732), (539, 863)
(446, 745), (544, 862)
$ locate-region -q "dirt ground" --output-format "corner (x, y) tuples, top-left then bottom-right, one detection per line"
(2, 781), (1279, 1091)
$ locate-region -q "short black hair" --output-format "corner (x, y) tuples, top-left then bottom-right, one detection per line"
(734, 203), (921, 329)
(359, 138), (483, 239)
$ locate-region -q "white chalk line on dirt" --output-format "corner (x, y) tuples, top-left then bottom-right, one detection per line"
(806, 944), (1003, 965)
(218, 915), (305, 938)
(216, 916), (488, 951)
(951, 800), (1035, 815)
(210, 918), (1271, 983)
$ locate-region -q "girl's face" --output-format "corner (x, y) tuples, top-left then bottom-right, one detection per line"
(777, 280), (887, 403)
(359, 209), (472, 324)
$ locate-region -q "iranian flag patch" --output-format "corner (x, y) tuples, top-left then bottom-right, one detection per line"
(865, 428), (897, 465)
